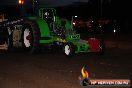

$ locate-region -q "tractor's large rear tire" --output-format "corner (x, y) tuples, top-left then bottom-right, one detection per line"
(21, 20), (40, 54)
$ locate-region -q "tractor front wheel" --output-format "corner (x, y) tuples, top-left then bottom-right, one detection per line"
(63, 42), (75, 57)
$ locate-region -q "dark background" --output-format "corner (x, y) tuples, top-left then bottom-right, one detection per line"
(0, 0), (132, 34)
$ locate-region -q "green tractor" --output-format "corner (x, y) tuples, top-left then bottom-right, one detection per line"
(20, 8), (91, 56)
(1, 0), (105, 56)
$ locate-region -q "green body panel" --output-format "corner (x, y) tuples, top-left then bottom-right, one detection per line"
(27, 8), (90, 53)
(55, 17), (62, 29)
(54, 19), (90, 53)
(74, 41), (90, 53)
(66, 34), (80, 41)
(65, 20), (91, 53)
(36, 19), (51, 37)
(39, 39), (53, 44)
(28, 16), (50, 37)
(65, 19), (72, 30)
(55, 17), (71, 30)
(27, 16), (53, 44)
(69, 40), (90, 53)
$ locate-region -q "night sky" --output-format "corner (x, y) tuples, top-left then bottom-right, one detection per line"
(0, 0), (132, 33)
(0, 0), (89, 6)
(0, 0), (131, 18)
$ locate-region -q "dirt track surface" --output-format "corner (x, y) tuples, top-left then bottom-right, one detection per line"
(0, 45), (132, 88)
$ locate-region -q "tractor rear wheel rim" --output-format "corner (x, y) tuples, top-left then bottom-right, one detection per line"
(65, 45), (70, 55)
(24, 28), (32, 48)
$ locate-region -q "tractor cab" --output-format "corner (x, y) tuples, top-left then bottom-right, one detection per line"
(39, 8), (56, 32)
(38, 8), (70, 38)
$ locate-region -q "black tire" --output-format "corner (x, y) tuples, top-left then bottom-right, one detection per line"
(21, 20), (39, 54)
(7, 27), (14, 52)
(6, 37), (11, 51)
(0, 27), (8, 44)
(0, 27), (11, 52)
(63, 42), (75, 57)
